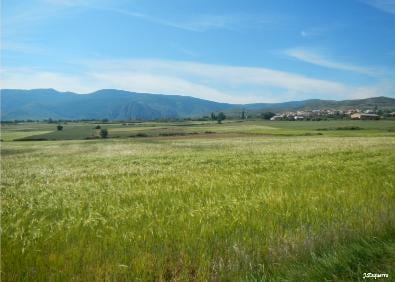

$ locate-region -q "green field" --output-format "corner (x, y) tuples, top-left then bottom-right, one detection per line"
(2, 119), (395, 141)
(1, 120), (395, 281)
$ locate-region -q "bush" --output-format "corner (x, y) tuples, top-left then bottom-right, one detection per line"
(95, 125), (101, 129)
(336, 126), (363, 130)
(56, 125), (63, 131)
(210, 112), (216, 121)
(159, 132), (186, 136)
(100, 128), (108, 138)
(317, 126), (363, 131)
(130, 133), (148, 138)
(261, 112), (276, 120)
(217, 112), (226, 124)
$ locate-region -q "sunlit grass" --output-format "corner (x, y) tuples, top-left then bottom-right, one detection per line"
(1, 134), (394, 281)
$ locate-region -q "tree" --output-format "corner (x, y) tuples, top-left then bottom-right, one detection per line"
(95, 125), (101, 129)
(261, 112), (276, 120)
(210, 112), (217, 121)
(56, 125), (63, 131)
(100, 128), (108, 138)
(241, 109), (246, 120)
(217, 112), (226, 124)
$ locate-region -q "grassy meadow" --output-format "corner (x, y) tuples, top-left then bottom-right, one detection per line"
(1, 120), (395, 281)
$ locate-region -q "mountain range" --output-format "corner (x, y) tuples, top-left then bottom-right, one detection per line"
(1, 89), (395, 120)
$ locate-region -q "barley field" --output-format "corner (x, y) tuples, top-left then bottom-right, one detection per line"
(1, 121), (395, 281)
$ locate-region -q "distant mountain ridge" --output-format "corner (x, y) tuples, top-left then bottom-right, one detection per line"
(1, 89), (394, 120)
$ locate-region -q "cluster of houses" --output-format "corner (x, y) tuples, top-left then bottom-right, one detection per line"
(270, 108), (381, 121)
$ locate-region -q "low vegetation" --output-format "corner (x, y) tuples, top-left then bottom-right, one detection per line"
(1, 120), (395, 280)
(100, 128), (108, 138)
(317, 126), (364, 131)
(2, 120), (395, 141)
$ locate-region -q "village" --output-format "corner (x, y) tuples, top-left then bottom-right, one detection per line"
(269, 108), (394, 121)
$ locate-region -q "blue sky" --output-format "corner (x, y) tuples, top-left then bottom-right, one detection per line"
(1, 0), (395, 103)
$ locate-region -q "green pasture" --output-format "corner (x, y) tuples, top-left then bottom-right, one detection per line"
(1, 120), (395, 141)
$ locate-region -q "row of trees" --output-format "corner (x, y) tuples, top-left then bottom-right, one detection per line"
(210, 110), (276, 121)
(210, 112), (226, 123)
(8, 107), (393, 125)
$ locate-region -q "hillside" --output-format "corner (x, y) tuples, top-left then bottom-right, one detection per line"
(1, 89), (394, 120)
(1, 89), (234, 120)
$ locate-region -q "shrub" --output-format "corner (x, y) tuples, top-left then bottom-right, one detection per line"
(336, 126), (363, 130)
(56, 125), (63, 131)
(241, 110), (246, 120)
(100, 128), (108, 138)
(159, 132), (186, 136)
(210, 112), (217, 121)
(130, 133), (148, 138)
(261, 112), (276, 120)
(217, 112), (226, 124)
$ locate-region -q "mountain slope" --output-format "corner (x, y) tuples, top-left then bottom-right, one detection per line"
(1, 89), (394, 120)
(1, 89), (235, 120)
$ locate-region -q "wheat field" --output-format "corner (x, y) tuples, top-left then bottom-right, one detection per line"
(1, 124), (395, 280)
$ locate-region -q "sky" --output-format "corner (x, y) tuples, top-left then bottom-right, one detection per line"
(1, 0), (395, 103)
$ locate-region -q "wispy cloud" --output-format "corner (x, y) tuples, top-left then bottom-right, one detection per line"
(300, 27), (326, 37)
(362, 0), (395, 14)
(284, 48), (379, 76)
(99, 7), (274, 32)
(0, 68), (98, 94)
(40, 0), (276, 32)
(102, 8), (235, 32)
(300, 23), (342, 38)
(349, 81), (395, 99)
(0, 41), (44, 54)
(86, 59), (350, 98)
(35, 0), (263, 32)
(2, 59), (394, 103)
(42, 0), (105, 8)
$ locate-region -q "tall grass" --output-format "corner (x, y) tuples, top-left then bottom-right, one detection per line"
(1, 136), (395, 281)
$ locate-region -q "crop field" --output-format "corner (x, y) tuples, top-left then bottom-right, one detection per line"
(1, 120), (395, 281)
(2, 119), (395, 141)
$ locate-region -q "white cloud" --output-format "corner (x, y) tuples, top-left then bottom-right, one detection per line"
(86, 59), (352, 99)
(0, 68), (99, 94)
(350, 81), (395, 99)
(90, 59), (343, 90)
(102, 8), (215, 32)
(42, 0), (106, 7)
(284, 48), (379, 75)
(300, 27), (326, 37)
(90, 72), (236, 102)
(362, 0), (395, 14)
(36, 1), (263, 32)
(101, 7), (272, 32)
(2, 59), (394, 103)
